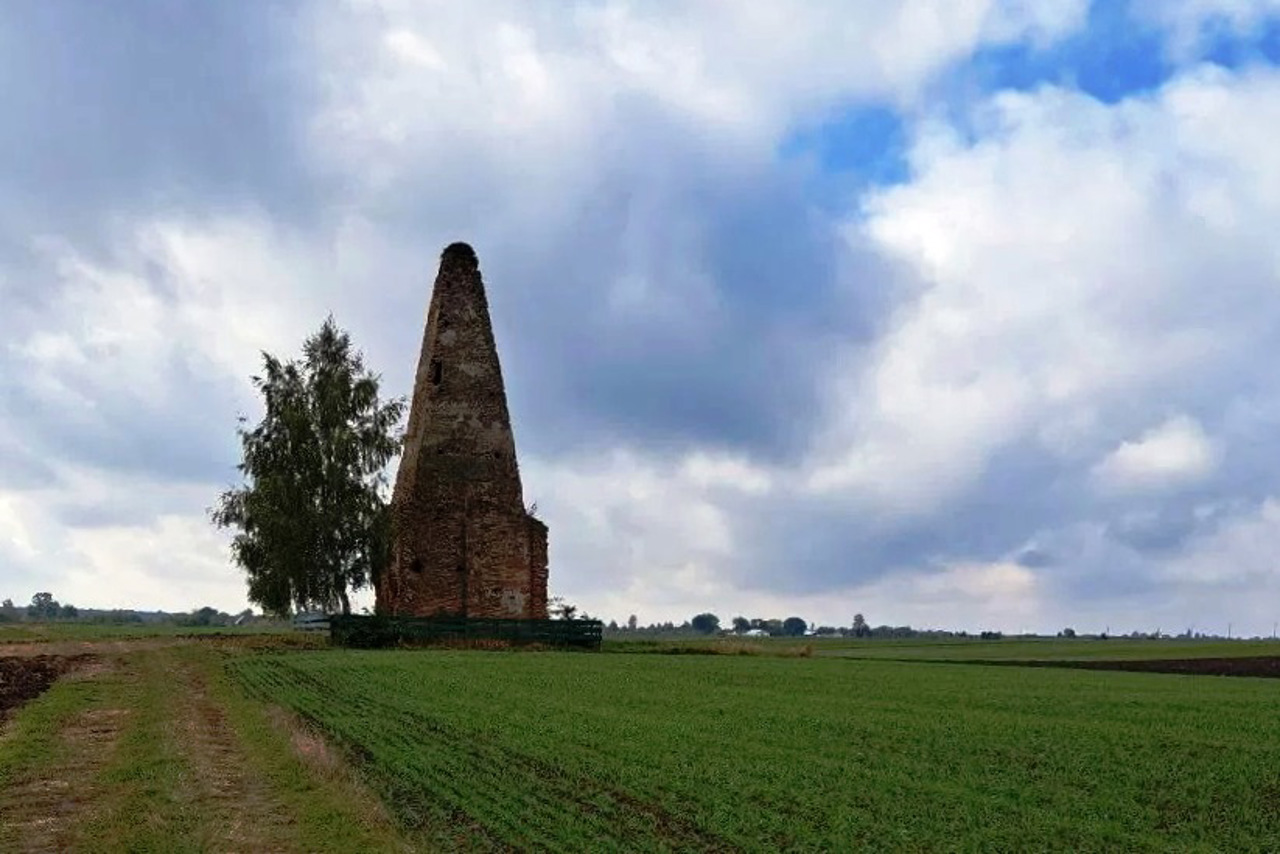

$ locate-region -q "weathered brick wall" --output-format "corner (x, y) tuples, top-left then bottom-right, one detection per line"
(375, 243), (549, 619)
(527, 517), (549, 619)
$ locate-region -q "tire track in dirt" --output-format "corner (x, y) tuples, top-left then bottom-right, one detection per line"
(0, 660), (128, 854)
(168, 657), (301, 854)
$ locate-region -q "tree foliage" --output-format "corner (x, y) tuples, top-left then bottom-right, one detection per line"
(27, 592), (60, 620)
(211, 317), (405, 617)
(691, 613), (720, 634)
(782, 616), (808, 637)
(548, 596), (580, 620)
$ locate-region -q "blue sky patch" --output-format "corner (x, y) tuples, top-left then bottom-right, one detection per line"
(778, 103), (910, 209)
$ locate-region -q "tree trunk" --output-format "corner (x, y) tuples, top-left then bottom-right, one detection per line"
(339, 588), (351, 616)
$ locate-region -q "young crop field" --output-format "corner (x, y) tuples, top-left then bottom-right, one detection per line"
(816, 637), (1280, 661)
(233, 649), (1280, 851)
(605, 635), (1280, 662)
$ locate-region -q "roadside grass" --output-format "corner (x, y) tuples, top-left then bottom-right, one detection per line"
(186, 644), (410, 852)
(232, 649), (1280, 851)
(82, 650), (204, 853)
(0, 661), (108, 791)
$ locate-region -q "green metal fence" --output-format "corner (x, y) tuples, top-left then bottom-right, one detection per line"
(329, 615), (603, 650)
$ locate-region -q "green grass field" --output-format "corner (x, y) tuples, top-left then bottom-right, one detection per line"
(233, 648), (1280, 851)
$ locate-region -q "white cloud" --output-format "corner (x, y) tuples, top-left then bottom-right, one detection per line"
(851, 560), (1043, 630)
(307, 0), (1089, 199)
(0, 468), (248, 612)
(10, 215), (327, 407)
(522, 450), (741, 604)
(807, 66), (1280, 518)
(1093, 415), (1219, 492)
(1164, 498), (1280, 585)
(0, 494), (39, 562)
(1137, 0), (1280, 60)
(678, 452), (774, 496)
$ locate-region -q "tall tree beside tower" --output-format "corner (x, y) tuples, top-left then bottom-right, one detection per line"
(212, 317), (405, 617)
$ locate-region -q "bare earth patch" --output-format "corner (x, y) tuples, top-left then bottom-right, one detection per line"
(0, 638), (181, 660)
(956, 656), (1280, 678)
(1027, 656), (1280, 678)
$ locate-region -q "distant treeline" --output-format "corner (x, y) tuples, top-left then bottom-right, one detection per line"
(599, 612), (1255, 641)
(599, 612), (984, 639)
(0, 592), (259, 628)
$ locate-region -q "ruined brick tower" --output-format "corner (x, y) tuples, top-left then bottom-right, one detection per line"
(375, 242), (548, 619)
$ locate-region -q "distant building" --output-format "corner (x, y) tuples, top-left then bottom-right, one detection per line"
(374, 243), (549, 619)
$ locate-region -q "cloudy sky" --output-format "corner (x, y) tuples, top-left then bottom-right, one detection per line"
(3, 1), (1280, 634)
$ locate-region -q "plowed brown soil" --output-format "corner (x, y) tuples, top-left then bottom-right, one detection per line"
(965, 656), (1280, 677)
(0, 656), (92, 720)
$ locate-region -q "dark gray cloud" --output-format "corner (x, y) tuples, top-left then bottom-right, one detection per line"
(0, 0), (319, 235)
(0, 0), (320, 500)
(2, 364), (243, 488)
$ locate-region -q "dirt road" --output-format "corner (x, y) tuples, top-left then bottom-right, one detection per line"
(0, 641), (408, 853)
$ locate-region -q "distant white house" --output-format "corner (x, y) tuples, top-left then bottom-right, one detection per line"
(743, 629), (769, 637)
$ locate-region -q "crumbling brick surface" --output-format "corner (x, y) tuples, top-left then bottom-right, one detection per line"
(375, 243), (549, 618)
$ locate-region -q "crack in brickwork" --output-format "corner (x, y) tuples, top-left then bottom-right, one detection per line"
(376, 243), (549, 619)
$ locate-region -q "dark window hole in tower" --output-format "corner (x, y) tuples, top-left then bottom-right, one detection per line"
(409, 558), (423, 574)
(456, 564), (466, 573)
(430, 359), (442, 386)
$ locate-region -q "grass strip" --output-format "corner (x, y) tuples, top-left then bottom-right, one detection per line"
(77, 649), (204, 853)
(187, 644), (411, 853)
(0, 664), (104, 790)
